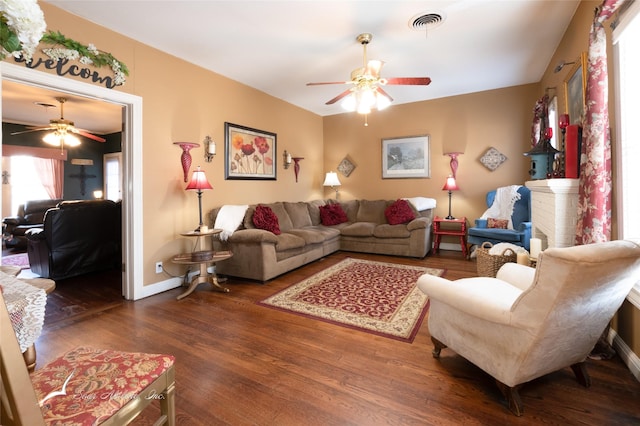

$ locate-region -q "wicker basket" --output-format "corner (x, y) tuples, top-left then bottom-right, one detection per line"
(476, 242), (517, 277)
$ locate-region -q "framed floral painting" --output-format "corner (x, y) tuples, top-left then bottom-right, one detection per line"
(382, 135), (430, 179)
(224, 122), (277, 180)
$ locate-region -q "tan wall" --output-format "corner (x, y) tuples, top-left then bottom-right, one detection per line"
(30, 4), (324, 286)
(323, 84), (538, 227)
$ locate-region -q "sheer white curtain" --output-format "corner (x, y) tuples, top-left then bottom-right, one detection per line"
(33, 157), (64, 199)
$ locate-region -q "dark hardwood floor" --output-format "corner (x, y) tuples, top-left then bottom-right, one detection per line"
(33, 250), (640, 425)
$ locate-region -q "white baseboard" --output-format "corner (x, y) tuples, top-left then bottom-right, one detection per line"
(141, 266), (216, 299)
(140, 276), (182, 299)
(608, 327), (640, 382)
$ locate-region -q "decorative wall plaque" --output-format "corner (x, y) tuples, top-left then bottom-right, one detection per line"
(480, 147), (507, 171)
(337, 157), (356, 177)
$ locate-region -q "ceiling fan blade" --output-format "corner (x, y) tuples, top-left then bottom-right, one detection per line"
(306, 81), (350, 86)
(73, 128), (106, 142)
(10, 127), (54, 136)
(385, 77), (432, 86)
(376, 87), (394, 102)
(325, 89), (353, 105)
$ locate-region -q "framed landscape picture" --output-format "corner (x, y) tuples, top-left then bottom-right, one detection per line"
(564, 52), (587, 125)
(224, 122), (277, 180)
(382, 135), (430, 179)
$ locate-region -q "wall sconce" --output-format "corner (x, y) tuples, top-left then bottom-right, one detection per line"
(93, 190), (103, 199)
(553, 59), (575, 73)
(323, 171), (341, 199)
(204, 135), (216, 163)
(443, 152), (462, 178)
(174, 142), (200, 182)
(283, 150), (292, 169)
(292, 157), (304, 182)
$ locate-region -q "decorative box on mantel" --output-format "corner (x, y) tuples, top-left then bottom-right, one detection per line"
(525, 179), (579, 250)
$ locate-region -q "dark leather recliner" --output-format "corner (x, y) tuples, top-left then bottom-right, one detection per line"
(2, 199), (63, 249)
(26, 200), (121, 280)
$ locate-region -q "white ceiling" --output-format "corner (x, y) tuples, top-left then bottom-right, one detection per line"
(3, 0), (579, 135)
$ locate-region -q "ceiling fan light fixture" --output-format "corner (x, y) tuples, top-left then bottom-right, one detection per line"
(376, 92), (391, 111)
(43, 131), (81, 147)
(340, 93), (357, 112)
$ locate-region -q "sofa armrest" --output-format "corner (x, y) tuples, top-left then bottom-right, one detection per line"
(474, 218), (488, 228)
(227, 229), (279, 244)
(406, 216), (429, 231)
(417, 274), (523, 324)
(2, 216), (24, 226)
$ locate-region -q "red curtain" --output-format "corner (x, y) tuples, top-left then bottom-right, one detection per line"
(575, 0), (625, 245)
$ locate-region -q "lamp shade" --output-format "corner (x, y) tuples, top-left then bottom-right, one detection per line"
(442, 175), (459, 191)
(185, 167), (213, 191)
(323, 172), (341, 187)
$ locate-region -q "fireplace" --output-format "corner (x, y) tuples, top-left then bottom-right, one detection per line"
(525, 179), (579, 250)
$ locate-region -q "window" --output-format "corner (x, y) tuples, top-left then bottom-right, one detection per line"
(613, 1), (640, 301)
(103, 153), (122, 201)
(9, 156), (50, 213)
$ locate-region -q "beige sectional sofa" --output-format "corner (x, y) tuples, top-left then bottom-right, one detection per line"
(209, 199), (434, 282)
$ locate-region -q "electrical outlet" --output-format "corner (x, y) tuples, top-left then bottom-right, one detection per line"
(155, 261), (163, 274)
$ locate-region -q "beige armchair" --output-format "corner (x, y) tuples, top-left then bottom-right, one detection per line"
(417, 239), (640, 416)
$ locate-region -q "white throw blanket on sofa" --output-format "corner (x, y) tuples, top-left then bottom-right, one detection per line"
(480, 185), (521, 230)
(214, 205), (248, 241)
(404, 197), (437, 211)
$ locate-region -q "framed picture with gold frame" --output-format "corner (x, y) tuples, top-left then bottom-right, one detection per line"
(563, 52), (587, 125)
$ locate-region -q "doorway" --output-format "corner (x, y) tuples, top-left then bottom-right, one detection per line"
(1, 62), (144, 300)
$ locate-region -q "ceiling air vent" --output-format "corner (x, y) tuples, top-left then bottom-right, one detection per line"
(409, 12), (445, 32)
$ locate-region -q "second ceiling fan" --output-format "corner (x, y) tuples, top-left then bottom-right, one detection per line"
(11, 97), (106, 144)
(307, 33), (432, 114)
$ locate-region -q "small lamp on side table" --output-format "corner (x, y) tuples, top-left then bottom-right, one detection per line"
(323, 172), (341, 199)
(442, 175), (459, 220)
(185, 166), (213, 232)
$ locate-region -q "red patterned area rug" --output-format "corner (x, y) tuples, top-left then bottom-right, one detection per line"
(258, 258), (444, 343)
(2, 252), (30, 270)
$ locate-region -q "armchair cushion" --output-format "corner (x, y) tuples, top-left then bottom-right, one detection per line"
(487, 218), (509, 229)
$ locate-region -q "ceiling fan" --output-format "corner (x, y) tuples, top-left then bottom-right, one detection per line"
(10, 97), (106, 144)
(307, 33), (432, 114)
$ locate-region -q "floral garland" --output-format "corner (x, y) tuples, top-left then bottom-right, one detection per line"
(0, 0), (46, 62)
(41, 31), (129, 86)
(1, 0), (129, 86)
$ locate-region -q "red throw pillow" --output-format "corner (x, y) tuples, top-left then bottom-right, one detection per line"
(252, 205), (281, 234)
(384, 199), (416, 225)
(487, 218), (509, 229)
(319, 204), (348, 226)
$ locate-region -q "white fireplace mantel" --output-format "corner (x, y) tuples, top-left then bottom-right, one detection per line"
(525, 179), (579, 250)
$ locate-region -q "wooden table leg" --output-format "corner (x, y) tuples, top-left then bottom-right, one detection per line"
(23, 344), (36, 372)
(176, 262), (229, 300)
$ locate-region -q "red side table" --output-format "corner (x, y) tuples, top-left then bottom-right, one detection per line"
(433, 216), (468, 258)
